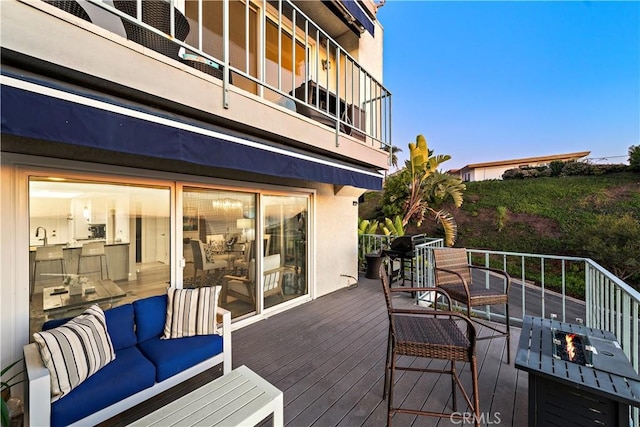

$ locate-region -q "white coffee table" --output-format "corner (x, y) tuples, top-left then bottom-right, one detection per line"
(127, 365), (283, 427)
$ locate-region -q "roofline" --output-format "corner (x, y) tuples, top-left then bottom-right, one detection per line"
(459, 151), (591, 171)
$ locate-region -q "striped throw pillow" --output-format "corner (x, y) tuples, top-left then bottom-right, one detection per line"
(162, 286), (221, 339)
(33, 304), (115, 402)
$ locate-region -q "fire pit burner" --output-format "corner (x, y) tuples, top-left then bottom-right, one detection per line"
(552, 329), (593, 367)
(516, 317), (640, 427)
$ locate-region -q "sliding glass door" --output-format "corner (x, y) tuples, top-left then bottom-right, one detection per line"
(182, 188), (308, 319)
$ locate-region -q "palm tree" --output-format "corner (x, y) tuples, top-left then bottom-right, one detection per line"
(402, 134), (465, 246)
(383, 144), (403, 170)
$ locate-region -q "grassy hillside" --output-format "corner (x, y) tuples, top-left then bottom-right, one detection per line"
(360, 172), (640, 289)
(457, 173), (638, 250)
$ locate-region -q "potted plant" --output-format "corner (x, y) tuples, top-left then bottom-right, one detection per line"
(1, 359), (25, 427)
(358, 218), (384, 278)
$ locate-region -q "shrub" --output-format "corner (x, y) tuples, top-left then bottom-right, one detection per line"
(502, 168), (524, 180)
(549, 161), (565, 176)
(591, 164), (628, 175)
(496, 206), (508, 231)
(562, 161), (593, 176)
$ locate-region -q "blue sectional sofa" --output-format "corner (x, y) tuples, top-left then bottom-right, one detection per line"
(23, 294), (232, 427)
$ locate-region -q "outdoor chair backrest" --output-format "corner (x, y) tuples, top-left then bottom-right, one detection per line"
(433, 248), (473, 286)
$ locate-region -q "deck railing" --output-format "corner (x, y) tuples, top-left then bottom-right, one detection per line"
(72, 0), (391, 152)
(413, 244), (640, 374)
(358, 234), (640, 372)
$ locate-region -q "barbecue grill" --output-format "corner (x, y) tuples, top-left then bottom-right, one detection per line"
(383, 234), (427, 286)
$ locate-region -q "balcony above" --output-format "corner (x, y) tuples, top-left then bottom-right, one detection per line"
(1, 0), (391, 174)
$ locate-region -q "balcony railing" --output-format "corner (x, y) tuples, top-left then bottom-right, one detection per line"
(47, 0), (392, 152)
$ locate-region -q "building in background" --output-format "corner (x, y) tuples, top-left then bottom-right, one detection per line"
(452, 151), (590, 182)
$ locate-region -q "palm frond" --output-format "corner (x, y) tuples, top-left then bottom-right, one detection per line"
(433, 209), (458, 247)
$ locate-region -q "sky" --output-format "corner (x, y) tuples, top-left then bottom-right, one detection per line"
(376, 1), (640, 171)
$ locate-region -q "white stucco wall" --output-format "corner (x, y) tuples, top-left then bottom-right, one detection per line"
(315, 184), (362, 297)
(0, 157), (30, 399)
(352, 21), (384, 82)
(473, 166), (510, 181)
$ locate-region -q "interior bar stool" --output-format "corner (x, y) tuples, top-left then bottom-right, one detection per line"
(77, 241), (109, 280)
(31, 245), (66, 300)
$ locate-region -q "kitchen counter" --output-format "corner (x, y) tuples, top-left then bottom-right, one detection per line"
(30, 241), (130, 251)
(30, 242), (131, 282)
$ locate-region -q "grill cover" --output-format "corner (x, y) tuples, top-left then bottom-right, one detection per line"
(389, 236), (413, 253)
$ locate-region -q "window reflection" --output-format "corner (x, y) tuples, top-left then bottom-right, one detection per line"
(183, 188), (257, 318)
(263, 195), (307, 309)
(183, 189), (308, 318)
(28, 177), (170, 335)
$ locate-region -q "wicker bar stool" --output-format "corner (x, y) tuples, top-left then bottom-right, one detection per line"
(379, 261), (480, 426)
(432, 247), (512, 363)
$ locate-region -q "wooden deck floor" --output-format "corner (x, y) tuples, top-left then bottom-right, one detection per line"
(233, 274), (529, 426)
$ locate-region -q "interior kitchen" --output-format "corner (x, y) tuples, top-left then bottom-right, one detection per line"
(28, 177), (171, 332)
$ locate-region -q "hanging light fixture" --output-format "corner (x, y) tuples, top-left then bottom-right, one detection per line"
(211, 198), (242, 214)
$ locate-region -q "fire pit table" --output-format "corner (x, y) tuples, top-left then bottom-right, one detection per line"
(516, 316), (640, 426)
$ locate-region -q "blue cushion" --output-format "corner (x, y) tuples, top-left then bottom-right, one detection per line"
(42, 304), (136, 351)
(103, 304), (136, 350)
(50, 346), (156, 427)
(42, 317), (70, 331)
(137, 334), (223, 382)
(133, 295), (167, 343)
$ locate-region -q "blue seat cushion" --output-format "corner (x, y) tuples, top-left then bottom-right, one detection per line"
(133, 294), (167, 343)
(43, 303), (136, 351)
(50, 346), (156, 427)
(137, 334), (223, 382)
(104, 304), (137, 350)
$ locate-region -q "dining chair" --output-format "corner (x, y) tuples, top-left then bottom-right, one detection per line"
(233, 240), (253, 274)
(380, 260), (480, 426)
(432, 247), (512, 363)
(190, 239), (226, 286)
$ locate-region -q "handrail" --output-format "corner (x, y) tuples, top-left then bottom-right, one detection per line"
(78, 0), (392, 152)
(406, 243), (640, 377)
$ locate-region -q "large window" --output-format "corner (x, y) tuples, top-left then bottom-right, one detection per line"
(28, 176), (310, 330)
(28, 177), (170, 335)
(265, 18), (306, 95)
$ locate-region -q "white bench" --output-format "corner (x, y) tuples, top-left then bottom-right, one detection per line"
(127, 365), (284, 427)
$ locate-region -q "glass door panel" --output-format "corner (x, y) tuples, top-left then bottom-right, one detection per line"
(262, 195), (308, 309)
(183, 187), (256, 319)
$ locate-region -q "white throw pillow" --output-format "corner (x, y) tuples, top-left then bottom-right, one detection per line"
(163, 286), (221, 339)
(33, 304), (115, 402)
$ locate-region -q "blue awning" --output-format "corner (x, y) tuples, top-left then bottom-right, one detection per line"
(1, 75), (382, 190)
(340, 0), (375, 35)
